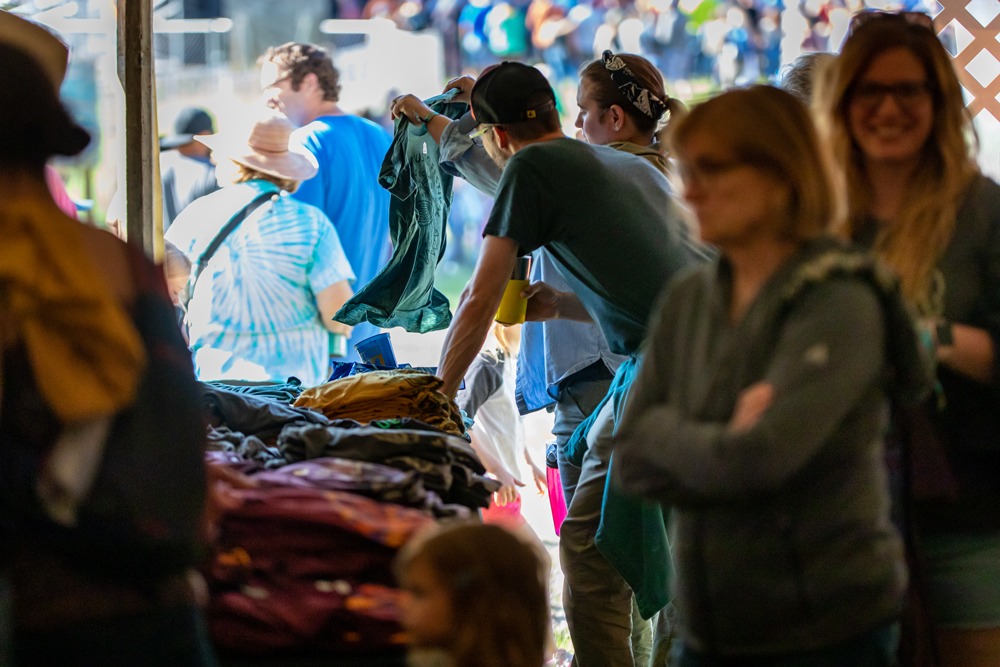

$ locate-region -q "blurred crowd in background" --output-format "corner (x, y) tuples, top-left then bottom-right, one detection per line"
(327, 0), (945, 89)
(6, 0), (988, 278)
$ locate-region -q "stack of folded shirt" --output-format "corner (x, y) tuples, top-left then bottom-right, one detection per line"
(207, 486), (432, 656)
(293, 369), (465, 437)
(252, 458), (429, 509)
(278, 422), (499, 513)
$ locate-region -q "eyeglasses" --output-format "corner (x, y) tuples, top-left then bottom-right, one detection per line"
(469, 124), (493, 148)
(847, 10), (936, 38)
(675, 157), (748, 186)
(261, 75), (291, 91)
(851, 81), (932, 110)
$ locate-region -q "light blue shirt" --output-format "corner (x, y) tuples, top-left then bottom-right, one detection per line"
(166, 180), (354, 387)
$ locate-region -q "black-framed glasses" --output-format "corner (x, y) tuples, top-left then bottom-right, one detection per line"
(847, 10), (936, 38)
(851, 80), (933, 110)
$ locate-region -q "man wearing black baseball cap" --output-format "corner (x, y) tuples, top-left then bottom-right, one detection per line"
(469, 62), (558, 125)
(435, 61), (698, 666)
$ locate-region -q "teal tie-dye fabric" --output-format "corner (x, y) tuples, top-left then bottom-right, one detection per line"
(166, 180), (354, 387)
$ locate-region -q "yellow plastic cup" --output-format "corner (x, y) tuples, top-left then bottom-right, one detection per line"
(495, 256), (532, 325)
(495, 278), (530, 325)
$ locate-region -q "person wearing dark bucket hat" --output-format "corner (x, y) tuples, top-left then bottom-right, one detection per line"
(429, 61), (701, 666)
(0, 11), (217, 667)
(159, 106), (219, 228)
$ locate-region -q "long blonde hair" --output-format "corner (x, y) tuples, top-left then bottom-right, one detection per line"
(813, 16), (979, 313)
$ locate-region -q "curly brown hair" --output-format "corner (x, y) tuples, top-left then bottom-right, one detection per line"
(261, 42), (341, 102)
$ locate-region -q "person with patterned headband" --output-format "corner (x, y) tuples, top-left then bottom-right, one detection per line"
(575, 50), (687, 175)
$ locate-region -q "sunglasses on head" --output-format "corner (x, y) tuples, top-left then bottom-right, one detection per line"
(847, 10), (936, 38)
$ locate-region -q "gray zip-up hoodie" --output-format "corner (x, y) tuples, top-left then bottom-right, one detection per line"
(614, 237), (930, 655)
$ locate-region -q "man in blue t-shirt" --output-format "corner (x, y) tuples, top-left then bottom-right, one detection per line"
(260, 42), (392, 361)
(435, 62), (697, 666)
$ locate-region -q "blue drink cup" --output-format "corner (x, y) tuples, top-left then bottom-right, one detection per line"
(354, 332), (398, 368)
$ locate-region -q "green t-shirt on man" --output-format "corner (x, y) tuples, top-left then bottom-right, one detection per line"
(483, 137), (696, 356)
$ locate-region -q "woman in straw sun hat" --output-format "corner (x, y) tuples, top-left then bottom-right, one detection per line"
(166, 109), (356, 388)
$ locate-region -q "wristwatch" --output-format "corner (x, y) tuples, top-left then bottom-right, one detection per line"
(935, 320), (954, 347)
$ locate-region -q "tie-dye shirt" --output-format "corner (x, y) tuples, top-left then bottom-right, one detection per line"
(166, 180), (354, 387)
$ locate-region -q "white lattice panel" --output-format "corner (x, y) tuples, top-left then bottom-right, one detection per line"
(936, 0), (1000, 122)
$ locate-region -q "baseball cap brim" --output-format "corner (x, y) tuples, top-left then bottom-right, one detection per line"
(160, 134), (198, 151)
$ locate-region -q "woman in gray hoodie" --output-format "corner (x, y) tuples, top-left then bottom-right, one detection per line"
(613, 85), (930, 665)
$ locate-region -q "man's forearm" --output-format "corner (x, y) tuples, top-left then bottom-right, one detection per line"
(438, 290), (497, 398)
(438, 235), (520, 397)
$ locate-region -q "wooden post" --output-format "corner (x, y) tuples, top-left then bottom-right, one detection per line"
(116, 0), (160, 258)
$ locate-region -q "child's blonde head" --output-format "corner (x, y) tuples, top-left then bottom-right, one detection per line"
(395, 522), (548, 667)
(491, 322), (521, 358)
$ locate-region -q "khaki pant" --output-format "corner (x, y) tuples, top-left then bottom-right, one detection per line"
(560, 399), (666, 666)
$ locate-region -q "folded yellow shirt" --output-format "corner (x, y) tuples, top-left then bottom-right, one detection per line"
(294, 369), (464, 436)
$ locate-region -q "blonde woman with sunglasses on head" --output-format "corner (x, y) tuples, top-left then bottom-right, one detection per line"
(816, 11), (1000, 666)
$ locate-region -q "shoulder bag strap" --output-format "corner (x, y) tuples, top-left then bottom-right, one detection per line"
(183, 188), (277, 310)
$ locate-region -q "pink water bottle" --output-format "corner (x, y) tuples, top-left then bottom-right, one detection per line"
(546, 466), (568, 535)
